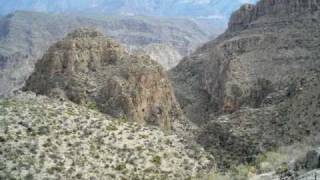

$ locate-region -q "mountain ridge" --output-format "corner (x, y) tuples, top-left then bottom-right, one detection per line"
(0, 0), (257, 25)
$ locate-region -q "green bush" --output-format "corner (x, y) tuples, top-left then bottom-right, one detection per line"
(206, 172), (231, 180)
(105, 124), (118, 131)
(151, 155), (162, 166)
(230, 164), (256, 180)
(87, 102), (98, 110)
(203, 165), (256, 180)
(115, 163), (126, 171)
(255, 151), (288, 173)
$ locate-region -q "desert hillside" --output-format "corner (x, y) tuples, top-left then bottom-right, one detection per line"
(170, 0), (320, 177)
(1, 0), (320, 179)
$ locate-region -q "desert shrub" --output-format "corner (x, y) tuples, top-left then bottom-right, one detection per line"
(151, 155), (162, 165)
(256, 151), (289, 173)
(87, 102), (98, 110)
(205, 171), (231, 180)
(230, 164), (256, 180)
(105, 124), (118, 131)
(115, 163), (126, 171)
(202, 165), (255, 180)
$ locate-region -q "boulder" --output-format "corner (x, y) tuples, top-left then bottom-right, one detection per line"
(305, 148), (320, 170)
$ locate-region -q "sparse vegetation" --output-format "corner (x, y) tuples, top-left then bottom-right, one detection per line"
(87, 102), (98, 111)
(255, 151), (289, 174)
(204, 171), (231, 180)
(106, 124), (118, 131)
(115, 163), (127, 171)
(115, 116), (128, 124)
(2, 2), (320, 180)
(0, 92), (211, 179)
(151, 155), (162, 165)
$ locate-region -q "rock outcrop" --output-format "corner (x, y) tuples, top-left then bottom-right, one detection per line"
(170, 0), (320, 167)
(305, 148), (320, 171)
(0, 92), (212, 179)
(24, 29), (182, 130)
(228, 0), (320, 32)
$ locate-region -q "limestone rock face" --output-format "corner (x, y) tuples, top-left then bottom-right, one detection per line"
(170, 0), (320, 167)
(24, 29), (182, 130)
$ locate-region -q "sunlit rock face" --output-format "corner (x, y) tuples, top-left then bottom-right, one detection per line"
(24, 29), (183, 130)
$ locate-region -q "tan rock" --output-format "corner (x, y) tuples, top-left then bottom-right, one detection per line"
(24, 28), (182, 130)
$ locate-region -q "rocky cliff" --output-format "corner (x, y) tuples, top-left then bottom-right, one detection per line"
(170, 0), (320, 168)
(24, 29), (183, 130)
(228, 0), (320, 32)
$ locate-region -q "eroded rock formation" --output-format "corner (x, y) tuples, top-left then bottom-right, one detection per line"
(24, 29), (182, 130)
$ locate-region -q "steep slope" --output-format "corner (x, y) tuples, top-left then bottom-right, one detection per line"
(171, 0), (320, 123)
(0, 11), (209, 97)
(0, 92), (212, 179)
(198, 70), (320, 168)
(24, 29), (183, 130)
(135, 43), (183, 70)
(170, 0), (320, 167)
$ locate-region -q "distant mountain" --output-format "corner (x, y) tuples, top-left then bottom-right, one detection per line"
(0, 0), (257, 24)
